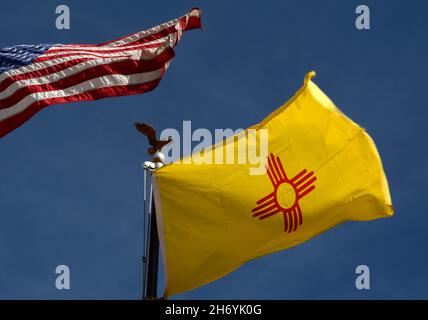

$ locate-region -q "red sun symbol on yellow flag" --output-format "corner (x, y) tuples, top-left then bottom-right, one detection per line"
(252, 153), (317, 233)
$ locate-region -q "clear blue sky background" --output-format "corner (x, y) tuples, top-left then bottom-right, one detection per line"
(0, 0), (427, 299)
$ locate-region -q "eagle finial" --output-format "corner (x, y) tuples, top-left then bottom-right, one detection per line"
(134, 122), (172, 156)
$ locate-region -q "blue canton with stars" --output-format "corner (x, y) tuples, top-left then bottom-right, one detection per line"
(0, 44), (55, 74)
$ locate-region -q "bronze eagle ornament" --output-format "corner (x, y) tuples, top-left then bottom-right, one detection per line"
(134, 122), (172, 155)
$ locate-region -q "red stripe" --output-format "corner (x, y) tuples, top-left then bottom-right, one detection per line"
(34, 52), (133, 63)
(0, 79), (162, 139)
(183, 10), (202, 31)
(297, 205), (303, 226)
(46, 42), (163, 55)
(256, 192), (274, 205)
(287, 211), (294, 232)
(298, 185), (316, 200)
(252, 204), (277, 218)
(291, 169), (307, 183)
(266, 168), (276, 186)
(276, 156), (288, 180)
(270, 153), (283, 181)
(253, 207), (281, 220)
(252, 198), (275, 213)
(100, 23), (177, 47)
(257, 208), (281, 220)
(292, 209), (298, 232)
(268, 156), (279, 183)
(0, 48), (174, 110)
(282, 211), (288, 232)
(294, 171), (314, 187)
(296, 177), (317, 194)
(118, 25), (180, 47)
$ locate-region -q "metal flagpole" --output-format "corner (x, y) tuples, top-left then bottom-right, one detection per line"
(141, 169), (149, 299)
(141, 151), (165, 300)
(145, 193), (160, 299)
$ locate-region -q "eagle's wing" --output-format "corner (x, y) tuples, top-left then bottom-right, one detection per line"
(134, 122), (157, 146)
(157, 138), (173, 150)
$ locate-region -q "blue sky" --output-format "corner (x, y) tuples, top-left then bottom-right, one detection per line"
(0, 0), (427, 299)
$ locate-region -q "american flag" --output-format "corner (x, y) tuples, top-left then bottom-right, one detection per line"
(0, 8), (201, 139)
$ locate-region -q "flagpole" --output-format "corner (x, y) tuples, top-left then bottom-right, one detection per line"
(145, 194), (160, 299)
(142, 151), (165, 300)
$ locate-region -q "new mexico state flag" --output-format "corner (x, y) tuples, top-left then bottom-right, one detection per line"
(152, 71), (393, 296)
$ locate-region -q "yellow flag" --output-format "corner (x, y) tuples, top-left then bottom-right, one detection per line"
(152, 71), (393, 296)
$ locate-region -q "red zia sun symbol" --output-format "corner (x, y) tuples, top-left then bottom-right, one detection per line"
(251, 153), (317, 233)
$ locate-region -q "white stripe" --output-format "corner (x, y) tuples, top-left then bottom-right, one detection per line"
(0, 68), (164, 122)
(54, 35), (172, 52)
(39, 46), (160, 60)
